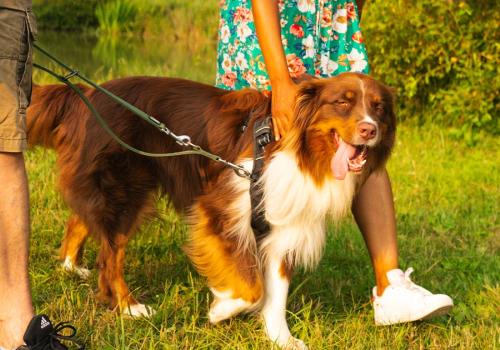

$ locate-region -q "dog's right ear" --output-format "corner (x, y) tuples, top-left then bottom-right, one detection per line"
(293, 80), (323, 130)
(292, 73), (316, 84)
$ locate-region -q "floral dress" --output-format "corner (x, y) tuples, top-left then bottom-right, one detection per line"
(216, 0), (370, 90)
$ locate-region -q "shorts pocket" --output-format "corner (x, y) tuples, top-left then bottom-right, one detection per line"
(0, 9), (26, 59)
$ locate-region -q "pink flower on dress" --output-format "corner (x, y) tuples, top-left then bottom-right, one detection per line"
(286, 54), (307, 78)
(321, 7), (332, 27)
(242, 70), (257, 88)
(290, 24), (305, 38)
(346, 2), (357, 20)
(352, 31), (363, 44)
(221, 72), (237, 88)
(233, 7), (252, 24)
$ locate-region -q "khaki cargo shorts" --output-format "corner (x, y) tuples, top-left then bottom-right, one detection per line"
(0, 6), (37, 152)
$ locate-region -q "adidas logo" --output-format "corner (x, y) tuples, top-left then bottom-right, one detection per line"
(40, 316), (50, 329)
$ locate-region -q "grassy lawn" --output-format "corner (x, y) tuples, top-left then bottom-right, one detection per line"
(25, 125), (498, 349)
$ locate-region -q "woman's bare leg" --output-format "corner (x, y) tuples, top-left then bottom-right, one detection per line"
(352, 168), (399, 295)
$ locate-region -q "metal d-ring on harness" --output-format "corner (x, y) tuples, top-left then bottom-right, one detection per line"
(32, 44), (252, 180)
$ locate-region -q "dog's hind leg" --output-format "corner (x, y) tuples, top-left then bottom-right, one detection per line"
(97, 233), (154, 317)
(60, 215), (91, 279)
(185, 206), (263, 324)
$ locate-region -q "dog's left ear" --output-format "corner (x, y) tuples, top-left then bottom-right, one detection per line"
(381, 83), (397, 132)
(294, 80), (323, 129)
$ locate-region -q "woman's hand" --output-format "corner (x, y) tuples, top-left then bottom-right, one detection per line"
(271, 78), (299, 141)
(251, 0), (298, 140)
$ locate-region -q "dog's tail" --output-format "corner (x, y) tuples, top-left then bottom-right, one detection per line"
(27, 83), (88, 147)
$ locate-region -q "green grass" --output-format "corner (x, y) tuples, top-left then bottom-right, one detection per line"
(95, 0), (139, 37)
(25, 125), (499, 349)
(27, 1), (498, 347)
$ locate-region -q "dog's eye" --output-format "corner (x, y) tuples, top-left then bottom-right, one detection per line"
(373, 102), (384, 113)
(334, 100), (350, 108)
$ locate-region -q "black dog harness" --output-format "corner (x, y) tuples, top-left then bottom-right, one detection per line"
(249, 116), (274, 240)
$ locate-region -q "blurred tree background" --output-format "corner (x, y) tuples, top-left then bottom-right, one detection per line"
(32, 0), (498, 144)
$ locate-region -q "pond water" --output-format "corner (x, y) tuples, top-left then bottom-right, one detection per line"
(33, 31), (217, 85)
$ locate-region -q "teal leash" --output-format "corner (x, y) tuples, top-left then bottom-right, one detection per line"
(33, 44), (252, 179)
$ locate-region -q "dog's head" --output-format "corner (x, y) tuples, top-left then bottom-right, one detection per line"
(284, 73), (396, 182)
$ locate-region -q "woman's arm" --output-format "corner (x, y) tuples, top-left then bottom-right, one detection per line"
(251, 0), (298, 140)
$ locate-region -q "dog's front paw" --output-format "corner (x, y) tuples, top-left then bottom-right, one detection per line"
(283, 337), (308, 350)
(123, 303), (156, 318)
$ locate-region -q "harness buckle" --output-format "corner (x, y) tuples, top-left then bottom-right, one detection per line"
(250, 116), (274, 239)
(253, 116), (274, 149)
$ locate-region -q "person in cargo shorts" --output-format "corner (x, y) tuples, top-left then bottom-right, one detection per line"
(0, 1), (81, 349)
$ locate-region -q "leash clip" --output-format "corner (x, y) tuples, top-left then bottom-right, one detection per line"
(175, 135), (192, 146)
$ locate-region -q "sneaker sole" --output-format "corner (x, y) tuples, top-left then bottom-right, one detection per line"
(375, 304), (453, 326)
(420, 304), (453, 321)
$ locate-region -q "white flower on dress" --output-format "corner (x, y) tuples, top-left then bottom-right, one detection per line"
(298, 0), (315, 13)
(243, 70), (257, 88)
(320, 54), (339, 75)
(237, 22), (252, 42)
(222, 53), (233, 72)
(302, 35), (316, 59)
(235, 52), (249, 70)
(333, 9), (348, 33)
(220, 24), (230, 44)
(257, 75), (270, 89)
(278, 0), (285, 12)
(348, 48), (368, 72)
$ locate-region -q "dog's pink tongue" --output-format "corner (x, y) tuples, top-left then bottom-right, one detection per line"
(331, 139), (357, 180)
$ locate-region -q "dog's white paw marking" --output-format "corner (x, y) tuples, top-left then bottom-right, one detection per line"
(62, 256), (91, 279)
(283, 337), (308, 350)
(123, 303), (155, 318)
(208, 288), (253, 324)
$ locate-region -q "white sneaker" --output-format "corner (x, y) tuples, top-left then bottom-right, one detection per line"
(373, 268), (453, 326)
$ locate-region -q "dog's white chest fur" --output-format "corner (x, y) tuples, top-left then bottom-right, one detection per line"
(233, 152), (357, 269)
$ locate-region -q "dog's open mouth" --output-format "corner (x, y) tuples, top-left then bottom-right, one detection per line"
(331, 131), (368, 180)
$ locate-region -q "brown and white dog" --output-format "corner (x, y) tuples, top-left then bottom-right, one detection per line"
(27, 73), (395, 348)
